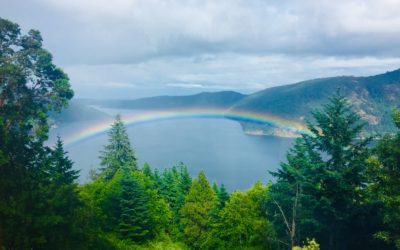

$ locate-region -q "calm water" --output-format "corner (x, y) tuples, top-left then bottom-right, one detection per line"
(49, 109), (294, 191)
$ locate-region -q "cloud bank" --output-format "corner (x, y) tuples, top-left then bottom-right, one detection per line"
(1, 0), (400, 98)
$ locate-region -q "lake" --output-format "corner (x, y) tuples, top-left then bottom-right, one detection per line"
(49, 108), (294, 191)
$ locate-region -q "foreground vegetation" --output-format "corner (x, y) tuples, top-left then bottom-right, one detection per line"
(1, 17), (400, 250)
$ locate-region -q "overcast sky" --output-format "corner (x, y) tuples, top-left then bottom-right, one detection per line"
(1, 0), (400, 99)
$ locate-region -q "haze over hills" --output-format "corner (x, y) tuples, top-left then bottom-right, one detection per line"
(49, 99), (110, 123)
(93, 91), (246, 110)
(56, 68), (400, 135)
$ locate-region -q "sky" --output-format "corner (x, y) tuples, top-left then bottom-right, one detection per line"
(1, 0), (400, 99)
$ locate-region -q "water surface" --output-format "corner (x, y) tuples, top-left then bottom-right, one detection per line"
(49, 109), (294, 191)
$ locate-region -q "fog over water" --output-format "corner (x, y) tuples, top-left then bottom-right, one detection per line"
(49, 108), (294, 191)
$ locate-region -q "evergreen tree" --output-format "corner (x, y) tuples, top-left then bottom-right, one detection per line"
(269, 92), (373, 250)
(118, 171), (152, 242)
(180, 171), (217, 249)
(368, 109), (400, 249)
(268, 138), (323, 248)
(303, 92), (371, 249)
(142, 162), (153, 178)
(49, 137), (80, 185)
(99, 115), (137, 180)
(42, 137), (82, 249)
(216, 184), (230, 209)
(178, 163), (192, 195)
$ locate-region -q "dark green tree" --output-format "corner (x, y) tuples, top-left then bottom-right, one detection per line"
(304, 92), (372, 249)
(48, 136), (80, 185)
(216, 183), (230, 210)
(0, 17), (73, 249)
(269, 92), (373, 250)
(368, 109), (400, 249)
(118, 171), (152, 242)
(99, 115), (137, 180)
(41, 137), (82, 249)
(268, 138), (323, 249)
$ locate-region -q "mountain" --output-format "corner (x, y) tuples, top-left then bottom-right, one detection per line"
(230, 68), (400, 135)
(55, 69), (400, 136)
(98, 91), (246, 110)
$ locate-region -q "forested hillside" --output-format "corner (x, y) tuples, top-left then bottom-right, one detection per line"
(73, 69), (400, 136)
(231, 69), (400, 135)
(1, 17), (400, 250)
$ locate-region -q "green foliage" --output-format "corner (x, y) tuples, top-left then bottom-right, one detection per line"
(118, 171), (152, 241)
(232, 69), (400, 135)
(2, 19), (400, 250)
(214, 182), (273, 250)
(393, 109), (400, 129)
(180, 171), (217, 249)
(155, 163), (192, 234)
(268, 138), (324, 247)
(48, 137), (80, 184)
(0, 17), (74, 249)
(367, 109), (400, 249)
(269, 92), (374, 249)
(293, 239), (320, 250)
(213, 183), (230, 210)
(99, 115), (138, 180)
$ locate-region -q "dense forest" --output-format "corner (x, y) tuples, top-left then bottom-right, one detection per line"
(1, 18), (400, 250)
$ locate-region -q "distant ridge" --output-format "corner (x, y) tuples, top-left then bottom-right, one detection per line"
(100, 91), (246, 110)
(57, 69), (400, 136)
(231, 68), (400, 135)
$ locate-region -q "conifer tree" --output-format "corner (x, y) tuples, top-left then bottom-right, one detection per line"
(368, 109), (400, 249)
(118, 171), (152, 242)
(99, 115), (137, 180)
(142, 162), (153, 178)
(49, 137), (80, 185)
(216, 184), (230, 209)
(180, 171), (217, 249)
(303, 92), (371, 249)
(43, 137), (81, 249)
(269, 92), (372, 249)
(268, 138), (323, 248)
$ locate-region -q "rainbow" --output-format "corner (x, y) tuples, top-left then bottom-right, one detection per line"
(63, 108), (311, 146)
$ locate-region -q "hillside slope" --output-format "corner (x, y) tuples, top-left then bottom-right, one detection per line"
(100, 91), (246, 110)
(230, 69), (400, 135)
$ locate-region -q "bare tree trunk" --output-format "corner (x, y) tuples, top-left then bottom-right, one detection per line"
(274, 183), (301, 250)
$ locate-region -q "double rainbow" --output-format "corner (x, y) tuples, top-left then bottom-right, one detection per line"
(63, 108), (310, 146)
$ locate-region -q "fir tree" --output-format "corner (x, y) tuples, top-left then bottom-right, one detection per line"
(268, 138), (323, 248)
(43, 137), (81, 249)
(270, 92), (372, 249)
(49, 137), (80, 185)
(118, 171), (152, 242)
(217, 184), (230, 209)
(180, 171), (217, 249)
(368, 109), (400, 249)
(304, 92), (371, 249)
(99, 115), (137, 180)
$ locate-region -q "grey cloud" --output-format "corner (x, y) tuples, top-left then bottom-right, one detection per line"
(2, 0), (400, 65)
(1, 0), (400, 98)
